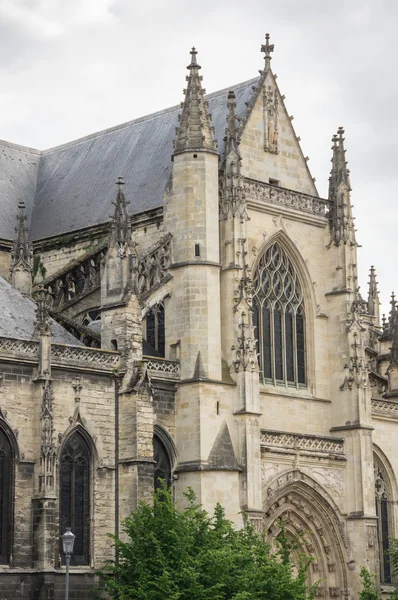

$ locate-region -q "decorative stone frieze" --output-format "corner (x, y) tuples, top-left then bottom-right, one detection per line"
(372, 398), (398, 419)
(261, 430), (344, 455)
(143, 356), (180, 381)
(245, 177), (330, 217)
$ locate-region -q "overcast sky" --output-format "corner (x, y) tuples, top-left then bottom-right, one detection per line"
(0, 0), (396, 316)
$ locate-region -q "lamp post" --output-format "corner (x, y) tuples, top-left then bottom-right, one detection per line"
(61, 528), (75, 600)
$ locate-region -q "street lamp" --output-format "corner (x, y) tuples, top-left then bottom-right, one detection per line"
(61, 528), (75, 600)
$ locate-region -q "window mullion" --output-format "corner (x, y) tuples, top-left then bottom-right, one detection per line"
(270, 305), (276, 385)
(281, 306), (287, 387)
(293, 308), (298, 389)
(259, 303), (264, 382)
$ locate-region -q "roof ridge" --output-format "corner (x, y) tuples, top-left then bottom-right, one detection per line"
(41, 77), (259, 155)
(0, 138), (41, 155)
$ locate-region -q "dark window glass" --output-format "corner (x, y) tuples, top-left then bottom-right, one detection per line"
(252, 242), (306, 386)
(262, 305), (272, 378)
(375, 459), (392, 584)
(381, 498), (391, 583)
(252, 302), (260, 367)
(296, 308), (306, 384)
(60, 433), (90, 565)
(153, 436), (171, 492)
(146, 311), (156, 350)
(145, 305), (165, 358)
(0, 430), (12, 564)
(274, 307), (283, 380)
(285, 311), (294, 382)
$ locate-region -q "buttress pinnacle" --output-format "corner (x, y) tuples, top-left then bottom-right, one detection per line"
(173, 48), (217, 155)
(109, 176), (132, 258)
(367, 265), (380, 319)
(10, 201), (32, 273)
(328, 127), (355, 247)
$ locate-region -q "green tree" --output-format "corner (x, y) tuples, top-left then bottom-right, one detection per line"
(97, 486), (318, 600)
(359, 567), (381, 600)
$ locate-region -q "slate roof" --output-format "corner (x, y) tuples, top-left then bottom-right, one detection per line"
(0, 78), (258, 242)
(0, 276), (84, 345)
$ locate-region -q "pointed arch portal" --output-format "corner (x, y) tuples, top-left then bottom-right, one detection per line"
(263, 471), (348, 599)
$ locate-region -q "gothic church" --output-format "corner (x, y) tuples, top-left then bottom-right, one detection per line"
(0, 36), (396, 599)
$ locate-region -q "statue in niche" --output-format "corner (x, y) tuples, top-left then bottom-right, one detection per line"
(263, 86), (279, 154)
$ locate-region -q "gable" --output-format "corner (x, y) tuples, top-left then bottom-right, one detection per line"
(239, 70), (318, 196)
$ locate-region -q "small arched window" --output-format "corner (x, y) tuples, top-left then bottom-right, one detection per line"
(60, 432), (91, 565)
(145, 304), (165, 357)
(253, 242), (306, 386)
(0, 428), (12, 564)
(374, 458), (392, 584)
(153, 435), (171, 492)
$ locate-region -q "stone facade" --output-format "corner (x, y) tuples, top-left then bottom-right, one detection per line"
(0, 36), (397, 599)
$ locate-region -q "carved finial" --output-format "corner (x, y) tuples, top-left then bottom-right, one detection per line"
(188, 47), (200, 70)
(367, 265), (380, 322)
(173, 47), (217, 156)
(109, 176), (132, 258)
(10, 201), (33, 294)
(261, 33), (274, 69)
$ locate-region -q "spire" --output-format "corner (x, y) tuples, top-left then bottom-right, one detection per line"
(367, 266), (380, 321)
(328, 127), (354, 246)
(10, 201), (33, 294)
(109, 176), (132, 258)
(173, 47), (217, 155)
(261, 33), (275, 70)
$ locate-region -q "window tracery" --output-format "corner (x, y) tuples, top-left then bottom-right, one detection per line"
(374, 458), (392, 584)
(0, 429), (12, 564)
(253, 242), (306, 385)
(60, 432), (90, 565)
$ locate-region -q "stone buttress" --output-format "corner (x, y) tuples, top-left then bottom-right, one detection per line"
(164, 49), (241, 519)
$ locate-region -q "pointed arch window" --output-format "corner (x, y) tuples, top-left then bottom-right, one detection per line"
(145, 304), (165, 357)
(153, 435), (171, 492)
(60, 432), (91, 565)
(374, 458), (392, 584)
(253, 242), (306, 386)
(0, 428), (12, 564)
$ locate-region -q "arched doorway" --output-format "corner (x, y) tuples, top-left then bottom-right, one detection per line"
(263, 470), (349, 599)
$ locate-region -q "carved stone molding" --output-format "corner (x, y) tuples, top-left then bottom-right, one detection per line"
(366, 524), (377, 548)
(136, 234), (172, 298)
(372, 398), (398, 419)
(245, 177), (330, 217)
(143, 356), (180, 382)
(261, 430), (344, 455)
(51, 344), (119, 371)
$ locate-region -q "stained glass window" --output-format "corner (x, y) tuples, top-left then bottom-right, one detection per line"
(0, 429), (11, 564)
(60, 432), (90, 565)
(374, 459), (392, 584)
(145, 304), (165, 357)
(153, 436), (171, 492)
(253, 242), (306, 386)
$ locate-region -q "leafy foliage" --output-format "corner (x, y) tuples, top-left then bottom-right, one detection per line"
(97, 486), (318, 600)
(359, 567), (381, 600)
